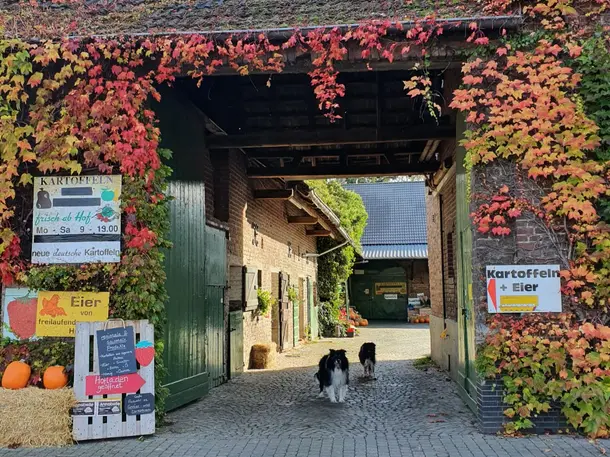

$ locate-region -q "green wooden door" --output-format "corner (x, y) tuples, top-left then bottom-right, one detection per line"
(307, 278), (318, 339)
(293, 288), (299, 347)
(164, 181), (209, 411)
(455, 113), (477, 406)
(229, 310), (244, 378)
(205, 225), (227, 388)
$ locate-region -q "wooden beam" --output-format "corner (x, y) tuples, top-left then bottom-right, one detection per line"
(253, 189), (294, 200)
(306, 229), (332, 237)
(246, 148), (423, 159)
(287, 216), (318, 225)
(208, 125), (455, 149)
(248, 162), (440, 180)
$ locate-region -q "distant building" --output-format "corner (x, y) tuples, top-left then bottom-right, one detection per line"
(346, 182), (429, 321)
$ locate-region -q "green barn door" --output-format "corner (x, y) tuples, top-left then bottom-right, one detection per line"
(455, 113), (477, 407)
(307, 278), (318, 339)
(293, 285), (299, 347)
(164, 181), (209, 411)
(229, 311), (244, 378)
(205, 225), (227, 388)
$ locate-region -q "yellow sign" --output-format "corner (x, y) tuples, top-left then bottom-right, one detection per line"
(375, 282), (407, 295)
(36, 291), (110, 337)
(499, 294), (539, 313)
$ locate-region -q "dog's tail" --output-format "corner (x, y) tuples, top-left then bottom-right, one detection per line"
(314, 372), (319, 381)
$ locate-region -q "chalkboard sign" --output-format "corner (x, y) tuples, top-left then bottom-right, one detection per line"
(124, 393), (155, 416)
(96, 326), (137, 377)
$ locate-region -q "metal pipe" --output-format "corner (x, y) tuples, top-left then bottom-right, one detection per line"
(303, 239), (350, 258)
(61, 15), (523, 41)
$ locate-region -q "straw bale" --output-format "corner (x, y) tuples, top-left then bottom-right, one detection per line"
(0, 387), (75, 448)
(249, 343), (276, 369)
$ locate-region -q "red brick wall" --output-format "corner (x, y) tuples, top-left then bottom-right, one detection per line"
(218, 150), (318, 367)
(426, 174), (458, 320)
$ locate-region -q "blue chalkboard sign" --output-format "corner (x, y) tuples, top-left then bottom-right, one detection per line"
(125, 393), (155, 416)
(96, 326), (137, 377)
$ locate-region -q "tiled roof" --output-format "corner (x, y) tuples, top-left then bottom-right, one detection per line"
(0, 0), (508, 37)
(362, 244), (428, 260)
(345, 181), (427, 260)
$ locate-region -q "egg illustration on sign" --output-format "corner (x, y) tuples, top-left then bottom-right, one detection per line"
(135, 340), (155, 367)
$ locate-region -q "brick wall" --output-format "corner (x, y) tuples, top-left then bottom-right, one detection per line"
(220, 150), (318, 367)
(426, 177), (458, 321)
(410, 260), (430, 297)
(426, 171), (461, 382)
(441, 179), (458, 321)
(470, 161), (569, 345)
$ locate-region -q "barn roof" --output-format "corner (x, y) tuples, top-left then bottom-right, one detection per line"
(0, 0), (519, 38)
(345, 181), (428, 260)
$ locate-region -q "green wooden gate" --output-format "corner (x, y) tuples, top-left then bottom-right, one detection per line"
(293, 288), (299, 347)
(205, 225), (227, 389)
(455, 113), (477, 409)
(229, 311), (244, 378)
(164, 181), (209, 411)
(307, 278), (318, 339)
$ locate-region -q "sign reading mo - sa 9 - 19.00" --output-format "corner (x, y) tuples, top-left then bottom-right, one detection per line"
(32, 176), (122, 264)
(486, 265), (562, 313)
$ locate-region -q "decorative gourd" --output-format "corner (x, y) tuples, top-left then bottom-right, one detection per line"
(43, 366), (68, 390)
(1, 360), (31, 389)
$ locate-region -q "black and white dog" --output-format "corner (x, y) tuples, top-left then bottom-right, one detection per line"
(314, 349), (349, 403)
(358, 342), (376, 379)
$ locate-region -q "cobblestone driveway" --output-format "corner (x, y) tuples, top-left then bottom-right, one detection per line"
(0, 322), (607, 457)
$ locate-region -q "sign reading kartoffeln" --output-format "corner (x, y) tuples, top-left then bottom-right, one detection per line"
(486, 265), (562, 313)
(32, 175), (122, 264)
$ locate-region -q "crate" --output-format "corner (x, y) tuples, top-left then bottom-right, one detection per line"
(73, 320), (155, 441)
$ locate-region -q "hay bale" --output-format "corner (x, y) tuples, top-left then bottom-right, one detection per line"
(249, 343), (277, 369)
(0, 387), (75, 448)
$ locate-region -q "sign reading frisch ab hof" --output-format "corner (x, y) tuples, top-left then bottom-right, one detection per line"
(32, 175), (122, 264)
(487, 265), (562, 313)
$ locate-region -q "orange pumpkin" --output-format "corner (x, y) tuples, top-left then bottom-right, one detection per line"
(360, 319), (368, 327)
(43, 366), (68, 390)
(1, 360), (31, 389)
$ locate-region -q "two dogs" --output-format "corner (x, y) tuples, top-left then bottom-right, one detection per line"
(314, 342), (376, 403)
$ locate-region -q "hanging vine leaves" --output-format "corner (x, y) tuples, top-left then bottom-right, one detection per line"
(0, 0), (609, 433)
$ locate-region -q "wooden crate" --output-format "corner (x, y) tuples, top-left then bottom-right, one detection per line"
(73, 320), (155, 441)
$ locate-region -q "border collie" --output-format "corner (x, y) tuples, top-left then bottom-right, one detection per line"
(358, 342), (376, 379)
(314, 349), (349, 403)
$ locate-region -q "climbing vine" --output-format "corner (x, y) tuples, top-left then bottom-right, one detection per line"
(0, 0), (609, 433)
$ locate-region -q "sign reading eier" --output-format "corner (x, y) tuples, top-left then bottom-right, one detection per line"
(32, 175), (122, 264)
(36, 291), (109, 337)
(487, 265), (562, 313)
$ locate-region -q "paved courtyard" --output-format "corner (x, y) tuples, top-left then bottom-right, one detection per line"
(0, 322), (607, 456)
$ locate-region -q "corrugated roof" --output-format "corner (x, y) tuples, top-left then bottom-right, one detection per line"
(362, 244), (428, 260)
(0, 1), (514, 37)
(345, 181), (428, 260)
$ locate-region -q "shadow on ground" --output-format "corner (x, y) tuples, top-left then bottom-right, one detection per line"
(164, 359), (477, 439)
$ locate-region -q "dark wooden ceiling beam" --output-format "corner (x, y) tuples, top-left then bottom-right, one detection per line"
(306, 229), (332, 237)
(246, 148), (422, 159)
(208, 125), (455, 149)
(253, 189), (294, 200)
(248, 161), (440, 180)
(287, 216), (318, 224)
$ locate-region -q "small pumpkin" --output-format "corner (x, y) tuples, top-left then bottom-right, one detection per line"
(43, 366), (68, 390)
(1, 360), (31, 389)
